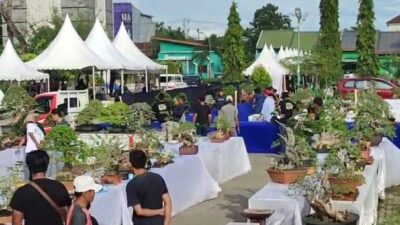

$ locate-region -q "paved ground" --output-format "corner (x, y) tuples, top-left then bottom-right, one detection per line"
(172, 154), (272, 225)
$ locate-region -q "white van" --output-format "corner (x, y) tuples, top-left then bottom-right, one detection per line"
(159, 74), (188, 90)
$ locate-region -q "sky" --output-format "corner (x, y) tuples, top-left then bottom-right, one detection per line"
(121, 0), (400, 37)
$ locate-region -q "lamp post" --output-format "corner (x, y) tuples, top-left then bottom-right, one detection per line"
(295, 8), (302, 90)
(199, 31), (212, 78)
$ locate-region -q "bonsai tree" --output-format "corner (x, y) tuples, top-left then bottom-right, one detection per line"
(76, 100), (103, 126)
(98, 102), (130, 127)
(127, 102), (154, 132)
(135, 130), (163, 154)
(171, 122), (197, 144)
(2, 86), (36, 114)
(251, 66), (272, 89)
(213, 115), (231, 139)
(42, 125), (88, 168)
(0, 163), (24, 215)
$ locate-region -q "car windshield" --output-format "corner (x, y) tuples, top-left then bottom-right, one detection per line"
(36, 96), (52, 114)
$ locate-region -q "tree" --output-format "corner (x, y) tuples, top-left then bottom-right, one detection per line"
(0, 0), (28, 53)
(316, 0), (342, 83)
(251, 66), (272, 89)
(244, 3), (291, 61)
(155, 22), (186, 40)
(222, 2), (246, 82)
(356, 0), (379, 76)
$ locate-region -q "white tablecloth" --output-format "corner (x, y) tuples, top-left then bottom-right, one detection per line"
(164, 137), (252, 183)
(91, 155), (221, 225)
(248, 139), (392, 225)
(380, 138), (400, 188)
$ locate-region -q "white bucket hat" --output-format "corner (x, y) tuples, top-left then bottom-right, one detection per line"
(73, 175), (103, 193)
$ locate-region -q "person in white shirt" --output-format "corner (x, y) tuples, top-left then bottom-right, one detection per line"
(17, 113), (45, 153)
(260, 92), (276, 122)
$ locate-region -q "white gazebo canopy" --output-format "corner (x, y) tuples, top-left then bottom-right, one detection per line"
(27, 15), (112, 70)
(86, 18), (141, 71)
(0, 40), (49, 81)
(244, 45), (289, 93)
(113, 23), (167, 71)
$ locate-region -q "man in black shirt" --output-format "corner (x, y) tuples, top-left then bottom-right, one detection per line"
(278, 92), (296, 124)
(10, 150), (71, 225)
(214, 90), (226, 111)
(193, 96), (212, 136)
(126, 150), (172, 225)
(153, 93), (171, 123)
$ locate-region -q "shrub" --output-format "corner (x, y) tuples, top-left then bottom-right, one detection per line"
(76, 100), (103, 126)
(155, 91), (173, 105)
(3, 86), (36, 114)
(240, 83), (255, 95)
(223, 85), (237, 97)
(128, 102), (154, 132)
(251, 66), (272, 89)
(98, 102), (130, 127)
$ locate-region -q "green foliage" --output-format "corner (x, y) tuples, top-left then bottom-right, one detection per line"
(98, 102), (130, 127)
(356, 0), (379, 76)
(240, 83), (255, 95)
(76, 100), (103, 126)
(222, 2), (246, 82)
(86, 135), (125, 172)
(163, 61), (181, 74)
(215, 115), (231, 133)
(244, 3), (291, 61)
(3, 86), (36, 114)
(20, 53), (37, 62)
(175, 92), (190, 105)
(378, 208), (400, 225)
(0, 162), (24, 210)
(223, 85), (237, 97)
(316, 0), (342, 83)
(155, 22), (186, 40)
(43, 125), (88, 167)
(288, 88), (314, 108)
(251, 66), (272, 89)
(127, 102), (154, 132)
(155, 91), (174, 105)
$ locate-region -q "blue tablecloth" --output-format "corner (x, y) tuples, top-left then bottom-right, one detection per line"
(238, 102), (253, 122)
(239, 121), (280, 154)
(392, 123), (400, 149)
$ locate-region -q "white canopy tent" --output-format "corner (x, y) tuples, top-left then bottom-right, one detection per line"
(113, 23), (167, 92)
(268, 45), (276, 58)
(243, 45), (289, 93)
(0, 40), (49, 87)
(277, 46), (285, 60)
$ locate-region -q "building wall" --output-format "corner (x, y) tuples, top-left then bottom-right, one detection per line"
(95, 0), (113, 37)
(388, 24), (400, 32)
(131, 6), (155, 43)
(113, 3), (133, 38)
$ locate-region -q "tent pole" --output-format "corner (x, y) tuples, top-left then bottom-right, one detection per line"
(47, 78), (50, 92)
(106, 70), (110, 94)
(121, 70), (124, 94)
(145, 69), (149, 93)
(92, 66), (96, 100)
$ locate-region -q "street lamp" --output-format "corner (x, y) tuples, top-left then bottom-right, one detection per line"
(295, 8), (302, 90)
(199, 31), (212, 78)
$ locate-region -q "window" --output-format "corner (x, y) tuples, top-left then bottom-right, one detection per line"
(36, 97), (52, 113)
(355, 80), (369, 89)
(374, 81), (393, 90)
(198, 65), (207, 73)
(121, 13), (131, 21)
(344, 80), (355, 88)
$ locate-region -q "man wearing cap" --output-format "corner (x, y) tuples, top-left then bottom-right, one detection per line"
(220, 95), (239, 136)
(17, 113), (45, 153)
(66, 176), (102, 225)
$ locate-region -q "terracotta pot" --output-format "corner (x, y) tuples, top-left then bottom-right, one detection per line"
(179, 145), (199, 155)
(101, 174), (122, 185)
(266, 168), (307, 184)
(331, 190), (359, 201)
(370, 134), (383, 147)
(303, 166), (316, 175)
(328, 177), (362, 199)
(303, 212), (359, 225)
(211, 138), (226, 143)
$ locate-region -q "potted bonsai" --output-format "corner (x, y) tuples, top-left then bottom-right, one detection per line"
(135, 130), (163, 156)
(75, 100), (103, 132)
(127, 102), (154, 133)
(211, 116), (231, 143)
(288, 170), (360, 225)
(175, 123), (198, 155)
(98, 102), (130, 133)
(151, 151), (175, 168)
(267, 123), (313, 184)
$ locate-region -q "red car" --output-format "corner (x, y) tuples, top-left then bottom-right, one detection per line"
(337, 78), (398, 99)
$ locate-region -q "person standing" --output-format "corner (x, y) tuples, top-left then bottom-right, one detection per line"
(252, 88), (265, 114)
(192, 96), (212, 136)
(220, 95), (239, 136)
(17, 113), (45, 153)
(126, 150), (172, 225)
(51, 109), (70, 126)
(66, 176), (102, 225)
(277, 92), (296, 124)
(153, 93), (171, 123)
(260, 91), (276, 122)
(10, 150), (71, 225)
(214, 90), (226, 111)
(171, 96), (187, 122)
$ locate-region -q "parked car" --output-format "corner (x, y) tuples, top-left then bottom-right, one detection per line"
(159, 74), (188, 90)
(183, 75), (201, 86)
(337, 77), (398, 99)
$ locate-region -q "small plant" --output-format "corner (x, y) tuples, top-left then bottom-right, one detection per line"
(223, 85), (237, 97)
(76, 100), (103, 126)
(215, 115), (231, 135)
(98, 102), (130, 127)
(127, 102), (154, 132)
(251, 66), (272, 89)
(3, 86), (36, 114)
(289, 89), (314, 109)
(0, 163), (25, 212)
(135, 130), (163, 154)
(42, 125), (88, 168)
(171, 122), (197, 145)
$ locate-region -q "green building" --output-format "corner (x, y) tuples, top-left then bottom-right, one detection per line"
(256, 30), (400, 77)
(154, 37), (223, 78)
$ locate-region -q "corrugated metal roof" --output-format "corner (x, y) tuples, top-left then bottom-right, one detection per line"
(377, 32), (400, 54)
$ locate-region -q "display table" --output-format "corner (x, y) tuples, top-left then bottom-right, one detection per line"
(248, 139), (392, 225)
(164, 137), (251, 184)
(91, 155), (221, 225)
(238, 121), (280, 154)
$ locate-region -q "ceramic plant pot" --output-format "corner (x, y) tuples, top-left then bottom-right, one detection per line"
(303, 212), (359, 225)
(179, 145), (199, 155)
(370, 134), (383, 147)
(266, 168), (307, 184)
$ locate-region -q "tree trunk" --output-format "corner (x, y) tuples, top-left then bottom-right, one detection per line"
(311, 199), (347, 222)
(0, 0), (28, 53)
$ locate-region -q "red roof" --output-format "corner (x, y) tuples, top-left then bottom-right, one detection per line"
(387, 15), (400, 25)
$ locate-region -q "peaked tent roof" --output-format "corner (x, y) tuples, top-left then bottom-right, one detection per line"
(27, 15), (112, 70)
(113, 23), (166, 71)
(86, 19), (142, 70)
(0, 40), (48, 81)
(244, 45), (288, 93)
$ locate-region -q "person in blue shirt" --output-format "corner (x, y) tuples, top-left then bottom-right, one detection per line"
(252, 88), (265, 114)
